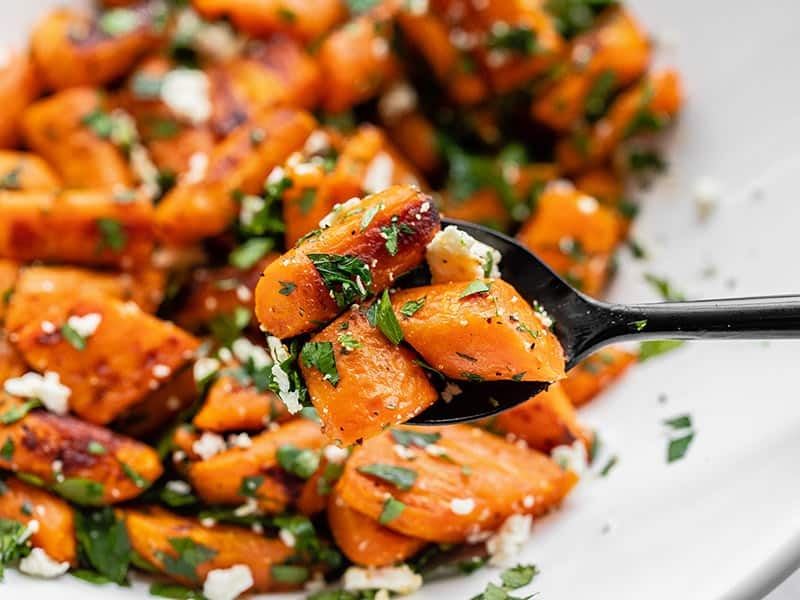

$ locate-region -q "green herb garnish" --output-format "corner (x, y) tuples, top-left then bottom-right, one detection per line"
(487, 25), (537, 55)
(276, 444), (320, 479)
(238, 475), (264, 498)
(459, 280), (491, 299)
(375, 289), (403, 345)
(98, 8), (139, 37)
(229, 238), (273, 269)
(357, 464), (417, 491)
(390, 430), (441, 448)
(338, 334), (362, 351)
(308, 253), (372, 308)
(278, 280), (296, 296)
(0, 438), (13, 462)
(95, 218), (127, 253)
(53, 478), (105, 505)
(380, 216), (415, 256)
(156, 538), (217, 583)
(400, 297), (426, 317)
(0, 400), (42, 425)
(301, 341), (340, 387)
(74, 507), (131, 584)
(378, 497), (405, 525)
(639, 340), (685, 362)
(61, 322), (88, 351)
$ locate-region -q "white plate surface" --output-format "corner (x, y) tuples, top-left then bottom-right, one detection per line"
(4, 1), (800, 598)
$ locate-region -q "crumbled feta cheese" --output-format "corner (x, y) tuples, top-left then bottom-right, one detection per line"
(371, 37), (390, 58)
(304, 130), (331, 156)
(152, 364), (171, 379)
(271, 363), (301, 414)
(522, 495), (535, 509)
(694, 176), (721, 221)
(547, 179), (575, 194)
(486, 49), (510, 68)
(550, 440), (588, 476)
(227, 433), (252, 449)
(201, 517), (217, 528)
(40, 321), (56, 334)
(251, 522), (264, 534)
(486, 514), (532, 567)
(130, 143), (160, 197)
(378, 82), (418, 121)
(323, 445), (349, 464)
(24, 519), (40, 538)
(217, 347), (233, 364)
(424, 444), (446, 457)
(450, 498), (476, 515)
(571, 43), (593, 66)
(441, 382), (462, 403)
(266, 335), (290, 363)
(165, 480), (192, 495)
(192, 432), (227, 460)
(279, 528), (296, 547)
(194, 357), (220, 384)
(343, 564), (423, 595)
(195, 21), (244, 62)
(233, 497), (260, 517)
(404, 0), (429, 14)
(67, 313), (102, 338)
(232, 338), (272, 370)
(161, 69), (211, 124)
(319, 197), (362, 230)
(4, 371), (70, 415)
(267, 166), (286, 185)
(203, 564), (254, 600)
(362, 152), (394, 194)
(393, 444), (416, 460)
(239, 195), (265, 227)
(576, 195), (599, 215)
(426, 226), (502, 283)
(184, 152), (209, 184)
(305, 572), (326, 593)
(19, 548), (70, 578)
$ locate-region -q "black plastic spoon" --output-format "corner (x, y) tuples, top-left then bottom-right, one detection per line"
(410, 218), (800, 425)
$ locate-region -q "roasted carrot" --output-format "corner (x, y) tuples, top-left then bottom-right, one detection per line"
(256, 185), (440, 339)
(248, 35), (323, 110)
(561, 346), (636, 407)
(193, 374), (290, 433)
(391, 279), (566, 383)
(0, 477), (78, 565)
(187, 418), (325, 514)
(0, 398), (162, 504)
(123, 506), (301, 592)
(328, 488), (427, 567)
(0, 334), (25, 383)
(0, 259), (19, 324)
(300, 307), (438, 446)
(0, 151), (62, 191)
(337, 425), (577, 543)
(0, 49), (40, 149)
(5, 280), (199, 425)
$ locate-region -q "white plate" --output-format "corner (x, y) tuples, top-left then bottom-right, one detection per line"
(4, 1), (800, 599)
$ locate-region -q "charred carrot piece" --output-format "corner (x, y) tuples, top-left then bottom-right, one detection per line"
(561, 346), (636, 407)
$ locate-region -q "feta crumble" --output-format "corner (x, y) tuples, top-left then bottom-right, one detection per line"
(393, 444), (416, 460)
(319, 197), (362, 230)
(161, 69), (212, 124)
(192, 432), (227, 460)
(343, 564), (423, 595)
(266, 336), (302, 414)
(232, 338), (272, 370)
(441, 382), (462, 403)
(184, 152), (209, 184)
(576, 195), (599, 214)
(323, 445), (349, 464)
(450, 497), (476, 515)
(693, 176), (721, 221)
(304, 130), (331, 156)
(193, 357), (220, 385)
(165, 480), (192, 495)
(362, 152), (395, 194)
(4, 371), (70, 415)
(66, 313), (102, 338)
(203, 564), (254, 600)
(426, 226), (502, 283)
(550, 440), (588, 476)
(378, 82), (418, 121)
(486, 514), (532, 567)
(227, 433), (252, 449)
(279, 528), (296, 548)
(239, 195), (265, 227)
(19, 548), (70, 579)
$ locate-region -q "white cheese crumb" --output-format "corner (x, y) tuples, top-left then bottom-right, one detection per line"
(152, 364), (171, 379)
(375, 590), (390, 600)
(323, 445), (349, 464)
(486, 514), (532, 567)
(161, 69), (211, 124)
(393, 444), (416, 460)
(184, 152), (209, 184)
(305, 572), (326, 593)
(232, 338), (272, 370)
(165, 480), (192, 495)
(343, 564), (423, 595)
(378, 82), (418, 121)
(227, 433), (252, 449)
(319, 197), (362, 230)
(24, 519), (40, 537)
(547, 179), (575, 194)
(404, 0), (429, 14)
(522, 495), (535, 509)
(576, 195), (599, 214)
(19, 548), (70, 579)
(550, 440), (588, 476)
(362, 152), (395, 194)
(371, 37), (390, 58)
(450, 497), (476, 515)
(239, 195), (265, 227)
(271, 363), (301, 414)
(693, 176), (721, 221)
(130, 143), (160, 197)
(203, 564), (254, 600)
(201, 517), (217, 528)
(267, 166), (286, 185)
(193, 357), (220, 385)
(192, 432), (227, 460)
(4, 371), (71, 415)
(441, 382), (462, 403)
(233, 497), (261, 517)
(251, 522), (264, 534)
(279, 528), (296, 548)
(571, 43), (593, 67)
(195, 21), (244, 62)
(304, 130), (331, 156)
(40, 321), (56, 334)
(424, 444), (446, 457)
(426, 226), (501, 283)
(66, 313), (102, 338)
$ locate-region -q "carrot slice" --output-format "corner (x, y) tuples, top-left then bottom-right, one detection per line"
(300, 307), (438, 446)
(328, 487), (427, 567)
(255, 185), (440, 339)
(193, 374), (290, 433)
(337, 425), (577, 543)
(561, 347), (636, 407)
(391, 279), (565, 383)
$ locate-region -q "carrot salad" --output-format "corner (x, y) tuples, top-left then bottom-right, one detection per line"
(0, 0), (681, 597)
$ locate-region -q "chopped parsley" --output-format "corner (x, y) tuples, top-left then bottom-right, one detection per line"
(360, 202), (382, 231)
(644, 273), (686, 301)
(278, 280), (297, 296)
(95, 218), (127, 253)
(98, 8), (139, 37)
(81, 109), (115, 139)
(53, 478), (105, 505)
(390, 429), (441, 448)
(338, 333), (362, 351)
(0, 400), (42, 425)
(380, 216), (415, 256)
(148, 583), (204, 599)
(87, 441), (107, 455)
(0, 438), (12, 461)
(130, 73), (163, 99)
(628, 149), (667, 172)
(459, 280), (491, 299)
(301, 341), (340, 387)
(483, 251), (496, 278)
(470, 563), (539, 599)
(276, 7), (297, 23)
(599, 455), (619, 477)
(238, 475), (265, 498)
(119, 461), (148, 488)
(545, 0), (614, 37)
(271, 564), (309, 584)
(276, 444), (320, 479)
(156, 538), (217, 583)
(356, 464), (417, 490)
(624, 81), (668, 138)
(378, 496), (405, 525)
(308, 253), (372, 308)
(209, 307), (251, 347)
(298, 188), (317, 215)
(632, 319), (648, 332)
(0, 518), (32, 580)
(639, 340), (685, 362)
(664, 413), (694, 464)
(456, 352), (477, 362)
(487, 25), (538, 55)
(375, 289), (403, 345)
(0, 167), (21, 190)
(74, 507), (132, 584)
(229, 237), (273, 269)
(346, 0), (381, 14)
(584, 70), (616, 120)
(461, 372), (484, 382)
(61, 322), (88, 351)
(400, 297), (426, 317)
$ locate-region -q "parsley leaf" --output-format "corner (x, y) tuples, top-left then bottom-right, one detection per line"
(375, 289), (403, 345)
(378, 497), (405, 525)
(278, 281), (296, 296)
(0, 167), (21, 190)
(229, 238), (273, 269)
(53, 478), (105, 505)
(308, 253), (372, 308)
(380, 216), (415, 256)
(664, 414), (692, 429)
(276, 444), (320, 479)
(667, 433), (694, 463)
(500, 564), (538, 589)
(0, 518), (32, 580)
(301, 341), (340, 387)
(209, 307), (251, 347)
(87, 441), (107, 455)
(400, 297), (426, 317)
(0, 437), (12, 461)
(98, 8), (139, 37)
(271, 564), (309, 583)
(149, 582), (204, 599)
(584, 70), (616, 120)
(61, 322), (88, 351)
(356, 464), (417, 490)
(74, 507), (131, 584)
(459, 280), (491, 299)
(338, 333), (362, 351)
(346, 0), (381, 14)
(156, 538), (217, 583)
(644, 273), (686, 301)
(390, 429), (441, 448)
(119, 461), (149, 488)
(238, 475), (264, 498)
(0, 400), (42, 425)
(360, 202), (382, 231)
(298, 188), (317, 215)
(599, 455), (619, 477)
(639, 340), (685, 362)
(95, 218), (127, 253)
(631, 319), (648, 332)
(487, 25), (537, 55)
